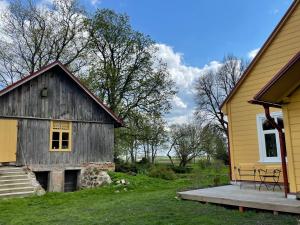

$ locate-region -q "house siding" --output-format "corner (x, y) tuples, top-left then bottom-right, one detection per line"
(226, 2), (300, 190)
(283, 87), (300, 192)
(16, 119), (114, 167)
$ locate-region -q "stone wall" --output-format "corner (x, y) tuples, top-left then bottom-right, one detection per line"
(80, 163), (113, 189)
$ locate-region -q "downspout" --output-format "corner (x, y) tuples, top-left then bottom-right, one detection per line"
(263, 105), (289, 197)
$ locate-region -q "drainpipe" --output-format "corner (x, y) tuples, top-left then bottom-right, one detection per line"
(263, 105), (289, 197)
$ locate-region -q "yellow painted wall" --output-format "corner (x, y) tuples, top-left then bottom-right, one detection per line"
(225, 2), (300, 187)
(0, 119), (17, 162)
(282, 88), (300, 193)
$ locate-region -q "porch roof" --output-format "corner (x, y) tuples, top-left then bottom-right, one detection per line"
(251, 51), (300, 106)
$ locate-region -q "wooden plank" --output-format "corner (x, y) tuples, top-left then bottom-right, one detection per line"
(178, 185), (300, 214)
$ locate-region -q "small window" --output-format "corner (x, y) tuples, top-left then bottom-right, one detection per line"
(256, 112), (284, 163)
(50, 121), (72, 151)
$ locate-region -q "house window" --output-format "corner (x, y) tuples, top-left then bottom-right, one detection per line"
(50, 121), (72, 151)
(256, 112), (283, 163)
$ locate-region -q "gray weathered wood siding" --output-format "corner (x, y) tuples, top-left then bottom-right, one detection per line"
(0, 68), (113, 123)
(16, 119), (114, 166)
(0, 67), (116, 167)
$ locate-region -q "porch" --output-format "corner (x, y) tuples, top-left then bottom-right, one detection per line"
(178, 185), (300, 214)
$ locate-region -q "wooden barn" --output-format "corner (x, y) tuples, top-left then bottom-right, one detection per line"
(0, 61), (123, 194)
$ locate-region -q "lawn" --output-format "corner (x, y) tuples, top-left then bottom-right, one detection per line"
(0, 169), (298, 225)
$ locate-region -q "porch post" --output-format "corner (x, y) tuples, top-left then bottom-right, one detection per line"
(263, 105), (289, 197)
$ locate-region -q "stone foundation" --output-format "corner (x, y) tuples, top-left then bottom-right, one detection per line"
(80, 164), (112, 189)
(26, 162), (115, 192)
(23, 167), (46, 196)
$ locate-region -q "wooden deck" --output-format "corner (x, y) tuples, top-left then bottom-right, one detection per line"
(178, 185), (300, 214)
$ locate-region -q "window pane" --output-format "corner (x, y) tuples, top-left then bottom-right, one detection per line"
(277, 117), (284, 129)
(62, 141), (69, 149)
(62, 132), (69, 141)
(265, 133), (278, 157)
(262, 119), (274, 130)
(52, 132), (60, 141)
(52, 141), (60, 149)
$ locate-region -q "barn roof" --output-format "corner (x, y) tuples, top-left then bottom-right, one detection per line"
(220, 0), (300, 111)
(0, 61), (124, 127)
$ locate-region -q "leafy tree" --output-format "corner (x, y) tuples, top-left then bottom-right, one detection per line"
(138, 115), (168, 164)
(0, 0), (89, 86)
(84, 9), (176, 120)
(168, 123), (204, 168)
(200, 124), (228, 164)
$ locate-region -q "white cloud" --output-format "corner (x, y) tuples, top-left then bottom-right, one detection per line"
(248, 48), (260, 59)
(167, 108), (196, 125)
(91, 0), (101, 5)
(0, 0), (8, 10)
(173, 95), (187, 109)
(155, 43), (222, 89)
(155, 43), (224, 125)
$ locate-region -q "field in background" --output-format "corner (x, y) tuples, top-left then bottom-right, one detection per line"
(154, 156), (203, 165)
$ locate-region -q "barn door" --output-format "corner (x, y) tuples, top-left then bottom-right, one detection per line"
(0, 119), (17, 163)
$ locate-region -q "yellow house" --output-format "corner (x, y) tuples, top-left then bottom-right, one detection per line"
(221, 0), (300, 197)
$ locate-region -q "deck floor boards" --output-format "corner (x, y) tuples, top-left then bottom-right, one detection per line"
(178, 185), (300, 214)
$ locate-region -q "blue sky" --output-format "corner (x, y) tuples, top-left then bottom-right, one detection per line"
(80, 0), (293, 124)
(0, 0), (293, 124)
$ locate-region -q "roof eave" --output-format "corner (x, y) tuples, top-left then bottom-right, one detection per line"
(0, 61), (124, 127)
(220, 0), (300, 111)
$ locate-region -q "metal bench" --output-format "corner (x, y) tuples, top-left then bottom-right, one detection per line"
(237, 167), (257, 189)
(258, 169), (281, 191)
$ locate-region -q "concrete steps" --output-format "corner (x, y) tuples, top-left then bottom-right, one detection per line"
(0, 167), (35, 198)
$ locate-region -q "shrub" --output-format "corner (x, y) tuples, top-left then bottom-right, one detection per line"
(148, 166), (176, 180)
(213, 175), (221, 186)
(211, 160), (225, 172)
(115, 162), (137, 173)
(171, 166), (193, 174)
(136, 157), (152, 174)
(198, 159), (211, 169)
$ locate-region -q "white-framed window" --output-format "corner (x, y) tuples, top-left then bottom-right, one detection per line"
(256, 112), (284, 163)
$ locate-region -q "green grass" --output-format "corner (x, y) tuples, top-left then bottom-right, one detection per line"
(0, 170), (298, 225)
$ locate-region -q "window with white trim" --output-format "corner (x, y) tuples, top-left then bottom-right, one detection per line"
(256, 112), (284, 163)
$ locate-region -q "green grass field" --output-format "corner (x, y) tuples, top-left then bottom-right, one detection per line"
(0, 169), (298, 225)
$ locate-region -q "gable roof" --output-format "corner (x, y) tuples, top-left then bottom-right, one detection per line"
(252, 51), (300, 105)
(220, 0), (300, 110)
(0, 61), (124, 127)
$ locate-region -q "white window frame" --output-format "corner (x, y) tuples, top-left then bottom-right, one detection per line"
(256, 112), (283, 163)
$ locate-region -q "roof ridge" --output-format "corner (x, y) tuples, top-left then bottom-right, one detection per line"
(0, 61), (124, 127)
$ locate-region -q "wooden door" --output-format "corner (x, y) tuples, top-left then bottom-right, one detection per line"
(0, 119), (17, 162)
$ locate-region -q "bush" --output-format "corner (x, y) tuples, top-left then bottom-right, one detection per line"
(115, 162), (138, 173)
(198, 159), (211, 169)
(211, 160), (225, 172)
(171, 166), (193, 174)
(148, 166), (176, 180)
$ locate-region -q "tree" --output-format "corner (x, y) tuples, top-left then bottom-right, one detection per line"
(200, 124), (228, 164)
(194, 55), (247, 136)
(138, 115), (168, 164)
(168, 123), (204, 167)
(0, 0), (89, 87)
(84, 9), (176, 121)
